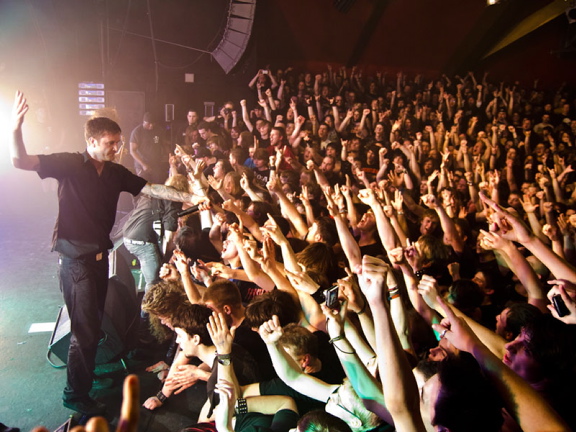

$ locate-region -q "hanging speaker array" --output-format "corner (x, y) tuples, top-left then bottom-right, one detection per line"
(212, 0), (256, 74)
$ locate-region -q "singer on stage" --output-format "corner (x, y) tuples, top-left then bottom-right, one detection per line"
(9, 91), (203, 416)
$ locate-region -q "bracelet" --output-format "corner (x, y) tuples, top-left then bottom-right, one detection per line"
(269, 167), (276, 171)
(388, 292), (401, 301)
(397, 211), (404, 215)
(329, 336), (356, 355)
(156, 391), (168, 403)
(467, 181), (473, 186)
(329, 335), (345, 344)
(414, 270), (424, 279)
(235, 397), (248, 415)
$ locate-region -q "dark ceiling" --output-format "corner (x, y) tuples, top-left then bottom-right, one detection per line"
(1, 0), (575, 137)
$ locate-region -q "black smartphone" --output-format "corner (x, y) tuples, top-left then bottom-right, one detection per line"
(552, 294), (570, 317)
(324, 285), (340, 309)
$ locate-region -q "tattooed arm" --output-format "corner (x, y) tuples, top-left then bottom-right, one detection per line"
(141, 183), (205, 205)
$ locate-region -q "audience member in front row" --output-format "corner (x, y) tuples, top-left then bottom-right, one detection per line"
(171, 304), (261, 427)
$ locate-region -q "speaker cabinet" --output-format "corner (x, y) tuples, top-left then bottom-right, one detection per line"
(47, 276), (139, 366)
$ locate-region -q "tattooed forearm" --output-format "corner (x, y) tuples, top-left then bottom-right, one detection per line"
(141, 183), (193, 203)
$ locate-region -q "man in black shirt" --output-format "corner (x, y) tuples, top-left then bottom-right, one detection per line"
(10, 91), (202, 416)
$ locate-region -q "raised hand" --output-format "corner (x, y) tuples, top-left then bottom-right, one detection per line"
(173, 249), (190, 275)
(60, 375), (140, 431)
(478, 229), (509, 251)
(12, 91), (29, 130)
(358, 255), (389, 305)
(421, 193), (438, 209)
(321, 300), (347, 339)
(403, 239), (423, 272)
(207, 175), (223, 191)
(542, 224), (560, 242)
(285, 266), (320, 294)
(547, 280), (576, 324)
(417, 275), (441, 311)
(358, 188), (379, 207)
(431, 297), (482, 354)
(260, 214), (287, 246)
(258, 315), (284, 344)
(266, 175), (282, 194)
(159, 263), (179, 281)
(240, 173), (251, 191)
(222, 199), (241, 215)
(207, 312), (236, 355)
(387, 246), (405, 267)
(481, 192), (533, 244)
(338, 270), (364, 312)
(192, 160), (206, 180)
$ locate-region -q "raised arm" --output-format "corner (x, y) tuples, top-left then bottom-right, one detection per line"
(481, 193), (576, 281)
(422, 194), (465, 254)
(358, 188), (398, 253)
(10, 91), (40, 171)
(267, 177), (308, 239)
(240, 99), (254, 133)
(324, 186), (362, 273)
(360, 255), (425, 432)
(480, 229), (547, 312)
(434, 299), (569, 432)
(321, 300), (393, 425)
(259, 316), (338, 402)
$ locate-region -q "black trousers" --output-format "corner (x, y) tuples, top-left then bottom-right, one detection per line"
(59, 254), (108, 400)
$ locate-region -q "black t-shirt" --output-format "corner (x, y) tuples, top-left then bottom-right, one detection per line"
(129, 125), (168, 183)
(234, 321), (277, 381)
(253, 167), (271, 189)
(359, 242), (386, 260)
(38, 151), (147, 258)
(313, 330), (346, 385)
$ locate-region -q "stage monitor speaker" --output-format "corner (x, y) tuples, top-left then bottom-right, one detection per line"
(47, 276), (140, 366)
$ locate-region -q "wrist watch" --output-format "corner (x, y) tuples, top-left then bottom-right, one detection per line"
(217, 353), (232, 366)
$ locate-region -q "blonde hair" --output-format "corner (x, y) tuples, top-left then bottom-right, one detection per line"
(165, 174), (190, 193)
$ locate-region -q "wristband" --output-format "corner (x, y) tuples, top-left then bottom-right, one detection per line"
(311, 287), (325, 304)
(216, 353), (232, 366)
(329, 335), (345, 344)
(235, 397), (248, 415)
(156, 391), (168, 403)
(329, 335), (356, 355)
(414, 270), (424, 279)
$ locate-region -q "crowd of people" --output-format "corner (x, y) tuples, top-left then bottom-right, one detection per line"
(13, 64), (576, 432)
(115, 66), (576, 432)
